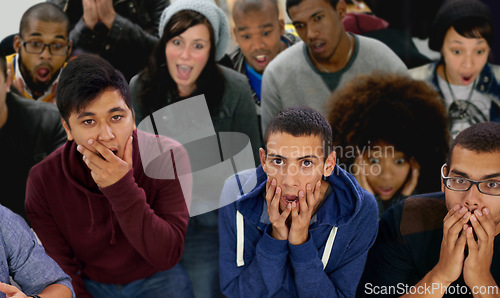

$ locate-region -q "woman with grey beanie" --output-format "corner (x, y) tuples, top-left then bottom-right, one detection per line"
(129, 0), (261, 297)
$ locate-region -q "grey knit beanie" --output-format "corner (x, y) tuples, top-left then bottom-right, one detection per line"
(428, 0), (493, 52)
(159, 0), (230, 61)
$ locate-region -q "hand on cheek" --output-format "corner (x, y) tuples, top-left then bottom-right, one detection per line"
(354, 155), (374, 195)
(266, 177), (291, 241)
(401, 159), (420, 196)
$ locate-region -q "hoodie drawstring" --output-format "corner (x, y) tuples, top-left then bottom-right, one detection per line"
(86, 194), (95, 233)
(108, 201), (116, 245)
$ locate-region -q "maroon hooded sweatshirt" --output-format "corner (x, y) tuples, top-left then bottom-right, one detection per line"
(25, 129), (191, 297)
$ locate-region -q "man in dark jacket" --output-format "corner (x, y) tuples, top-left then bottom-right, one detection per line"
(360, 122), (500, 297)
(48, 0), (169, 80)
(0, 54), (66, 221)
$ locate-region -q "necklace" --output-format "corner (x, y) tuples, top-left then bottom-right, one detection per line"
(310, 34), (353, 73)
(443, 66), (476, 116)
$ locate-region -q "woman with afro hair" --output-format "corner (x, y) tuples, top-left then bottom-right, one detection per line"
(327, 71), (450, 218)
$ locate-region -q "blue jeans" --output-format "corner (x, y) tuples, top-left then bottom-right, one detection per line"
(83, 264), (194, 298)
(180, 210), (223, 298)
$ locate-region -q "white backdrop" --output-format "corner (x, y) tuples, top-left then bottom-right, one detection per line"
(0, 0), (44, 42)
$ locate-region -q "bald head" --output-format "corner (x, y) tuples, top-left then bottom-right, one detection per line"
(232, 0), (280, 20)
(19, 2), (69, 36)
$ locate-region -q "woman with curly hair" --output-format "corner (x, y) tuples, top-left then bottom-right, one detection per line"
(327, 71), (450, 218)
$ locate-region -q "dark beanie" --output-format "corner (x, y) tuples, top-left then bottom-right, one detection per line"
(428, 0), (493, 51)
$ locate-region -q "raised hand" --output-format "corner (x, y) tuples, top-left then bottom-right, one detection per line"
(77, 136), (133, 188)
(96, 0), (117, 29)
(401, 158), (420, 197)
(289, 180), (321, 245)
(266, 177), (291, 241)
(6, 64), (25, 96)
(463, 207), (497, 290)
(82, 0), (99, 29)
(354, 155), (375, 195)
(82, 0), (116, 30)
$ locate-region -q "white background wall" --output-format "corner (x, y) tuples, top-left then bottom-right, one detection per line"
(0, 0), (43, 41)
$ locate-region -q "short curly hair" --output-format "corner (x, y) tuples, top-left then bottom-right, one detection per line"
(327, 71), (450, 193)
(264, 106), (333, 158)
(447, 122), (500, 172)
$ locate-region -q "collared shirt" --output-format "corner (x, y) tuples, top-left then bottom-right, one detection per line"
(0, 204), (74, 297)
(6, 53), (61, 103)
(229, 33), (301, 110)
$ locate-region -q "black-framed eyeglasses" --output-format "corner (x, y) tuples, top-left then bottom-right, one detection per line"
(20, 38), (69, 56)
(441, 164), (500, 196)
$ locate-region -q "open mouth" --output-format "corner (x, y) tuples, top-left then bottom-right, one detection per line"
(254, 55), (268, 66)
(36, 67), (50, 82)
(283, 195), (298, 204)
(461, 74), (474, 85)
(376, 187), (395, 198)
(177, 65), (192, 80)
(310, 41), (326, 53)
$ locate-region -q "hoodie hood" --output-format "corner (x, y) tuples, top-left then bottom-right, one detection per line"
(234, 164), (367, 228)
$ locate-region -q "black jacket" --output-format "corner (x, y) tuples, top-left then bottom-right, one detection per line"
(49, 0), (169, 80)
(0, 92), (66, 222)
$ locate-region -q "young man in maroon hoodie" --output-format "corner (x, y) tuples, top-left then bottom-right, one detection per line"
(25, 54), (194, 297)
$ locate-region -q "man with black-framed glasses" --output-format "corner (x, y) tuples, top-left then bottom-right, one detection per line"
(7, 2), (72, 103)
(359, 122), (500, 297)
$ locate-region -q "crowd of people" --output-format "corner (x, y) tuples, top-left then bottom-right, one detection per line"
(0, 0), (499, 297)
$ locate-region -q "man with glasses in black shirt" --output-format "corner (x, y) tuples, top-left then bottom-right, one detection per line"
(7, 2), (72, 103)
(359, 122), (500, 297)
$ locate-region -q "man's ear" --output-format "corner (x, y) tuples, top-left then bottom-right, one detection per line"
(233, 26), (238, 42)
(61, 118), (74, 141)
(441, 164), (447, 193)
(323, 151), (336, 177)
(259, 148), (267, 172)
(13, 35), (21, 53)
(336, 0), (347, 21)
(279, 18), (285, 36)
